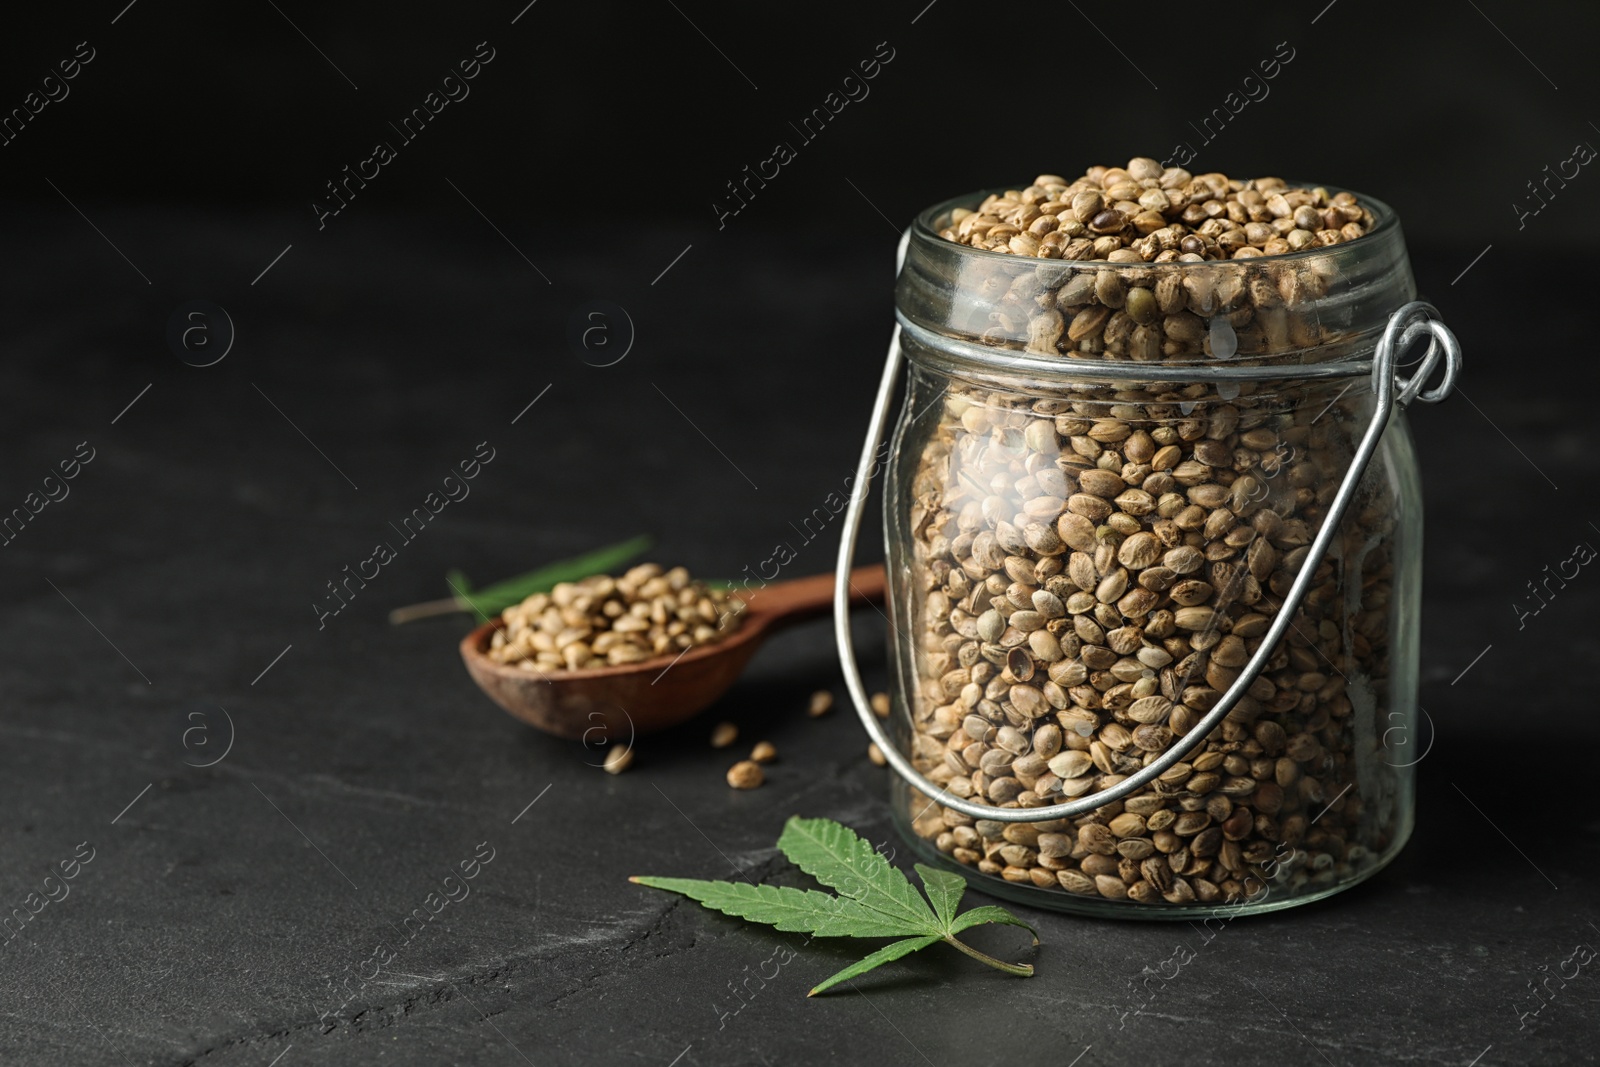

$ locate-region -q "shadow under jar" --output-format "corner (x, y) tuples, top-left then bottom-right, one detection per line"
(875, 188), (1448, 918)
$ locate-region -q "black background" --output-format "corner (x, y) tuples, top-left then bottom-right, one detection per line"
(3, 2), (1600, 1066)
(2, 0), (1597, 247)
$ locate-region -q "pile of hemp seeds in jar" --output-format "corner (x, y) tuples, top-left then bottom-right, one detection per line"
(942, 157), (1372, 262)
(902, 159), (1401, 908)
(939, 158), (1377, 362)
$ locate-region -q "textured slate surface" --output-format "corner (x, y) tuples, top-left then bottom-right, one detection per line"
(1, 207), (1596, 1066)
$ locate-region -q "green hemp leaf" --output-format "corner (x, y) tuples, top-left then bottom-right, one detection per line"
(388, 534), (652, 624)
(631, 816), (1037, 996)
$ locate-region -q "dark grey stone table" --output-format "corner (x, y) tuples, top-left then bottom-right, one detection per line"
(2, 208), (1594, 1066)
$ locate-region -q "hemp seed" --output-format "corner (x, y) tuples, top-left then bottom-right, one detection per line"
(603, 746), (634, 775)
(727, 760), (764, 790)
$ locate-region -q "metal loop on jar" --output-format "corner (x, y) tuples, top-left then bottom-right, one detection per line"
(1378, 301), (1461, 407)
(835, 237), (1464, 824)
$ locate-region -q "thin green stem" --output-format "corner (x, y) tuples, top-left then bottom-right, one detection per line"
(387, 597), (467, 625)
(942, 935), (1034, 977)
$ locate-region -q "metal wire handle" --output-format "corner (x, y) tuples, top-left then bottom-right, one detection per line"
(835, 233), (1462, 824)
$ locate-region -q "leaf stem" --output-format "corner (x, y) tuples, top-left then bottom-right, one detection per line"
(387, 597), (467, 625)
(942, 935), (1034, 977)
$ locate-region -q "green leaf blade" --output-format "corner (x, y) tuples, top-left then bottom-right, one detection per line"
(631, 817), (1043, 996)
(913, 863), (967, 933)
(777, 817), (935, 930)
(630, 876), (927, 938)
(807, 935), (940, 997)
(444, 569), (487, 623)
(949, 904), (1039, 945)
(465, 535), (653, 615)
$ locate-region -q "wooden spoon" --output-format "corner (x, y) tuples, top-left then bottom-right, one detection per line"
(459, 564), (887, 740)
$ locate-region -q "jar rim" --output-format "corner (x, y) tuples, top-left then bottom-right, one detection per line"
(910, 184), (1399, 269)
(896, 183), (1413, 381)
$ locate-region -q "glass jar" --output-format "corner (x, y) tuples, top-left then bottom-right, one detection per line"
(836, 187), (1461, 918)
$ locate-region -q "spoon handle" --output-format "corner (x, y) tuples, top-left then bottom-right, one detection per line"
(738, 564), (886, 631)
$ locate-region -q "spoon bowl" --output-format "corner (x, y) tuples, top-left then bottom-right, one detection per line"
(460, 565), (887, 739)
